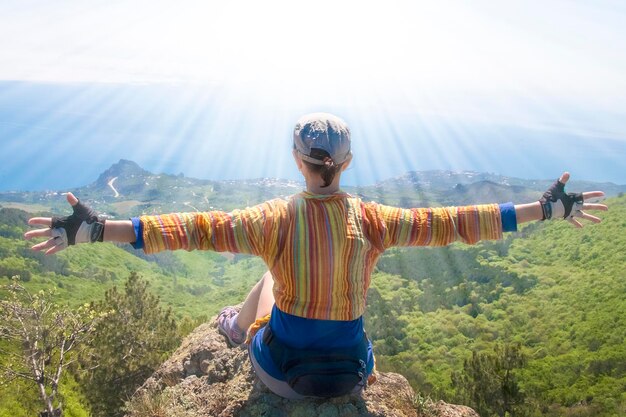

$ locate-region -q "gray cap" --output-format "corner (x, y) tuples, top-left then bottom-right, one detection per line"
(293, 113), (352, 165)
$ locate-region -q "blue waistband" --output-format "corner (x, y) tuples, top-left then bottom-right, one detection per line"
(250, 305), (374, 380)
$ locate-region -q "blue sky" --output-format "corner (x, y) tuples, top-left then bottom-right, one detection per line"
(0, 1), (624, 190)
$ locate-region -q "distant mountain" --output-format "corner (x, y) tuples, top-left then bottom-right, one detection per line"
(376, 169), (624, 195)
(80, 159), (217, 211)
(364, 169), (625, 207)
(94, 159), (153, 187)
(447, 180), (531, 205)
(0, 161), (624, 216)
(0, 160), (304, 216)
(375, 170), (517, 189)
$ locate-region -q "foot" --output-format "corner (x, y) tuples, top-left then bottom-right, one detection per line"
(217, 306), (247, 347)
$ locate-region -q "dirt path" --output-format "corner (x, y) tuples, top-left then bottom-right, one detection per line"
(107, 177), (120, 197)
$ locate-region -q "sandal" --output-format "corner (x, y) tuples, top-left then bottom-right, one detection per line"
(217, 306), (246, 347)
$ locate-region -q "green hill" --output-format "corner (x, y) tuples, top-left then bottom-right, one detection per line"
(0, 208), (267, 318)
(366, 194), (625, 416)
(0, 192), (623, 416)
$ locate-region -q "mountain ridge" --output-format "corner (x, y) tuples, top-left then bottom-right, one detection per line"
(1, 160), (623, 217)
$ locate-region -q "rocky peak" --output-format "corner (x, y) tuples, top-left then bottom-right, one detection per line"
(125, 319), (480, 417)
(95, 159), (152, 187)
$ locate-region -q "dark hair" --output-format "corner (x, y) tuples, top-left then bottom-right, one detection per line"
(302, 148), (344, 188)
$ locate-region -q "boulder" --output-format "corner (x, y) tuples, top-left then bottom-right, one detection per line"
(125, 321), (479, 417)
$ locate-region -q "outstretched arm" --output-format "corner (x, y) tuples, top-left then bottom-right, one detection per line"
(372, 171), (608, 249)
(25, 192), (281, 256)
(25, 192), (136, 255)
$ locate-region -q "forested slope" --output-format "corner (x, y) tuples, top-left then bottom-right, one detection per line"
(0, 194), (623, 416)
(0, 208), (267, 416)
(365, 194), (625, 416)
(0, 207), (267, 317)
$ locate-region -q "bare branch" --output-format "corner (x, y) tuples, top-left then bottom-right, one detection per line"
(0, 366), (39, 382)
(50, 338), (67, 402)
(0, 280), (100, 415)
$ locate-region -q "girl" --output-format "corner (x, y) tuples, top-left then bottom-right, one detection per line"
(24, 113), (607, 399)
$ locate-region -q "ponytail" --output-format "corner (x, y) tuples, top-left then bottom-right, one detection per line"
(320, 157), (340, 188)
(302, 150), (343, 188)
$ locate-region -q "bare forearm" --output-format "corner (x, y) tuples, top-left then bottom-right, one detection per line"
(103, 220), (136, 243)
(514, 202), (544, 225)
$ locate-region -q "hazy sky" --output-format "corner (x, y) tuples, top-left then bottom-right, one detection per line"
(0, 1), (624, 190)
(2, 1), (624, 97)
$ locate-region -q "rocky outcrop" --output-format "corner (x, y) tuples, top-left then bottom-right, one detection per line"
(125, 320), (479, 417)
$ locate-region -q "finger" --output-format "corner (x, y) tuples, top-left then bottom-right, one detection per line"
(582, 203), (608, 212)
(578, 211), (602, 223)
(28, 217), (52, 227)
(559, 172), (570, 184)
(24, 228), (53, 240)
(582, 191), (605, 201)
(45, 244), (65, 256)
(568, 218), (583, 228)
(65, 192), (79, 206)
(31, 237), (59, 252)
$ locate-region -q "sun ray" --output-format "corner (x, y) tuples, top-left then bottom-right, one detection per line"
(0, 1), (625, 192)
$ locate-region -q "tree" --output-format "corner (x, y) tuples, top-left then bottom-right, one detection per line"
(364, 287), (407, 356)
(452, 343), (527, 417)
(0, 277), (101, 417)
(80, 272), (180, 417)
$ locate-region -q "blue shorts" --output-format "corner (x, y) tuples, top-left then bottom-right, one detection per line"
(248, 305), (376, 400)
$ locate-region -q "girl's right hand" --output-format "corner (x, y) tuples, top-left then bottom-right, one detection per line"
(24, 192), (105, 255)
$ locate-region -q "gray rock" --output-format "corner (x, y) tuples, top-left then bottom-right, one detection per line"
(125, 320), (479, 417)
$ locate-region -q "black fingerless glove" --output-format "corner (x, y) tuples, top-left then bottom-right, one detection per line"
(539, 179), (584, 220)
(51, 199), (106, 245)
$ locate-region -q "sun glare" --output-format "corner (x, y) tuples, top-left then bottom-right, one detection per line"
(0, 1), (624, 190)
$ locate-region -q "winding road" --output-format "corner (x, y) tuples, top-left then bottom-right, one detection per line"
(107, 177), (120, 198)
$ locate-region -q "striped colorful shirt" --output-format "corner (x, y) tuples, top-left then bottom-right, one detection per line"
(136, 191), (507, 321)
